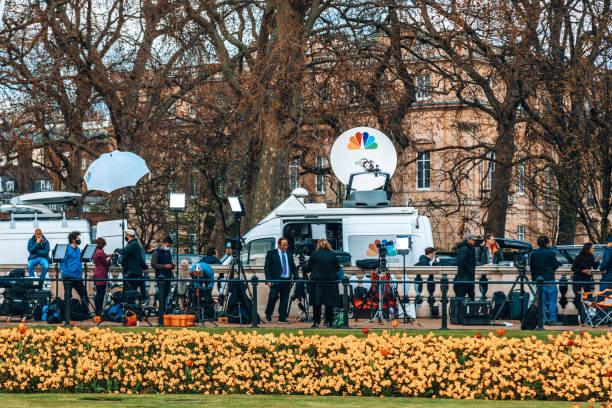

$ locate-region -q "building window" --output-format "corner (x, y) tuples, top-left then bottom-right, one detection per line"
(316, 156), (326, 194)
(416, 151), (431, 190)
(415, 74), (431, 101)
(517, 225), (525, 242)
(289, 160), (299, 190)
(35, 179), (52, 192)
(481, 151), (495, 192)
(345, 83), (358, 106)
(517, 164), (524, 196)
(4, 180), (15, 192)
(81, 158), (88, 170)
(189, 178), (198, 197)
(189, 233), (197, 254)
(587, 187), (595, 207)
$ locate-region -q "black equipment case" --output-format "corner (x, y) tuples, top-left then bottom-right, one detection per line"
(450, 297), (491, 325)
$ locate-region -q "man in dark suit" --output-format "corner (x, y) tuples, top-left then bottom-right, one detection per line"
(264, 237), (298, 322)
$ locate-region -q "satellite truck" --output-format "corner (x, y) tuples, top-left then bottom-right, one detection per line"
(232, 127), (435, 267)
(0, 191), (125, 265)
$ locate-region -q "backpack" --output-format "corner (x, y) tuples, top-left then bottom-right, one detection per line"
(521, 303), (538, 330)
(46, 298), (63, 324)
(492, 291), (509, 319)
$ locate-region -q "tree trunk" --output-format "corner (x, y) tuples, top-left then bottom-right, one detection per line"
(555, 166), (579, 244)
(247, 121), (290, 228)
(483, 117), (516, 237)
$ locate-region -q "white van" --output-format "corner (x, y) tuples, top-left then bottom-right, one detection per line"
(0, 192), (123, 265)
(236, 193), (434, 267)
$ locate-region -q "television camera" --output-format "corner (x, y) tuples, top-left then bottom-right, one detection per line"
(224, 237), (244, 253)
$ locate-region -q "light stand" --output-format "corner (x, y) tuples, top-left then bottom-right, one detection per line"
(52, 244), (68, 297)
(396, 235), (411, 323)
(169, 193), (186, 269)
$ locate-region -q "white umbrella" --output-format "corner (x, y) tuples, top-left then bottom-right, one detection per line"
(83, 150), (150, 251)
(83, 150), (150, 193)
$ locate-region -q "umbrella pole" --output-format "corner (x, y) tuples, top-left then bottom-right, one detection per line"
(121, 193), (125, 254)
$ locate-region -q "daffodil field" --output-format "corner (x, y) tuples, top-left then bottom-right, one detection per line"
(0, 326), (610, 402)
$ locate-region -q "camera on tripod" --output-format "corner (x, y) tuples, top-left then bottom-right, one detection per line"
(294, 241), (315, 258)
(514, 252), (527, 270)
(224, 237), (244, 252)
(376, 240), (394, 257)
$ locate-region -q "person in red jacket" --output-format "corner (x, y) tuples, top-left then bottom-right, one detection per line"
(92, 238), (112, 317)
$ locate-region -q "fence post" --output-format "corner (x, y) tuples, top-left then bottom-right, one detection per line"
(440, 274), (449, 330)
(342, 276), (350, 328)
(251, 275), (259, 328)
(158, 276), (166, 327)
(536, 277), (544, 330)
(63, 278), (72, 327)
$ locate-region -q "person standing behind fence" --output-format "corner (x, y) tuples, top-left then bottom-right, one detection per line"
(454, 234), (477, 300)
(476, 234), (503, 266)
(61, 231), (89, 314)
(121, 229), (148, 303)
(599, 236), (612, 292)
(92, 238), (111, 317)
(571, 243), (600, 297)
(27, 228), (50, 285)
(304, 239), (340, 328)
(264, 237), (298, 323)
(530, 235), (563, 326)
(151, 237), (175, 307)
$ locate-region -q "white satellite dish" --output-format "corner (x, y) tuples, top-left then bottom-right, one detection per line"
(330, 127), (397, 190)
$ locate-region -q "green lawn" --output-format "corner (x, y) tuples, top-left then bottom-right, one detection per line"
(10, 325), (610, 341)
(0, 394), (597, 408)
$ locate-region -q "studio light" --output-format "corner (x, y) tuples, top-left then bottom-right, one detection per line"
(227, 196), (244, 216)
(169, 192), (186, 212)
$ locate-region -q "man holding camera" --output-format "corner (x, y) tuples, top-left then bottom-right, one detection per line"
(264, 237), (298, 323)
(151, 237), (175, 307)
(121, 229), (149, 303)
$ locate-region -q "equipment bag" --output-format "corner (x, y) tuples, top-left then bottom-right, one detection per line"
(521, 303), (538, 330)
(492, 291), (509, 319)
(332, 311), (344, 328)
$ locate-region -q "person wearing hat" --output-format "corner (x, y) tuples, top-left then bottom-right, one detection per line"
(121, 228), (148, 302)
(151, 237), (176, 308)
(454, 233), (477, 300)
(599, 236), (612, 292)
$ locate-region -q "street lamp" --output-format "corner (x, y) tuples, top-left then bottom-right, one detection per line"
(169, 192), (186, 267)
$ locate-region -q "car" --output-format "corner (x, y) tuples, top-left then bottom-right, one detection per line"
(435, 255), (457, 266)
(550, 244), (607, 265)
(144, 253), (204, 266)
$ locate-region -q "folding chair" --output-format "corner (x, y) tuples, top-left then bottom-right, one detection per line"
(580, 288), (612, 328)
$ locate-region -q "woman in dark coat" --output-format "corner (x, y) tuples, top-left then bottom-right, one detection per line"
(92, 238), (112, 317)
(572, 242), (600, 297)
(304, 239), (340, 328)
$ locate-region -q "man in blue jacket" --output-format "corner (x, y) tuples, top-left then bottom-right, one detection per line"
(599, 236), (612, 292)
(27, 228), (50, 282)
(61, 231), (90, 314)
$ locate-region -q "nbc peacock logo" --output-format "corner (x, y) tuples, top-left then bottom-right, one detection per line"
(347, 131), (378, 150)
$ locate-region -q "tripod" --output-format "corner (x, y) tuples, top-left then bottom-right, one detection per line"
(492, 263), (535, 321)
(363, 250), (392, 324)
(288, 253), (311, 322)
(221, 249), (254, 323)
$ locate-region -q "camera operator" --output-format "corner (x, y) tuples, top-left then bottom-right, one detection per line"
(151, 237), (175, 307)
(92, 238), (111, 317)
(303, 239), (340, 328)
(454, 233), (477, 300)
(61, 231), (90, 314)
(264, 237), (298, 323)
(121, 229), (149, 303)
(530, 235), (563, 326)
